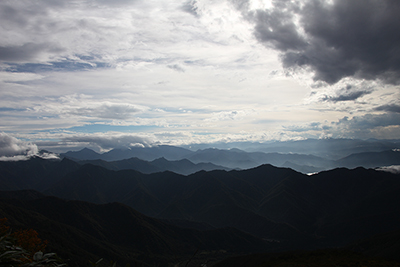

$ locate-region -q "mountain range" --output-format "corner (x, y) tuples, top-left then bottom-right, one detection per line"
(77, 157), (231, 175)
(181, 138), (400, 159)
(1, 140), (400, 266)
(61, 144), (400, 173)
(1, 157), (400, 253)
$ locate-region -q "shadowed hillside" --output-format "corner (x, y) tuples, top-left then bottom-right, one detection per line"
(1, 158), (400, 265)
(0, 195), (271, 266)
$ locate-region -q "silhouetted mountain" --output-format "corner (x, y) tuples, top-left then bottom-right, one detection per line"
(41, 163), (400, 249)
(335, 149), (400, 169)
(0, 195), (271, 266)
(150, 157), (230, 175)
(60, 146), (333, 172)
(183, 138), (400, 159)
(185, 148), (333, 171)
(185, 147), (400, 172)
(59, 143), (400, 173)
(282, 161), (321, 174)
(61, 147), (102, 160)
(99, 145), (193, 161)
(79, 157), (162, 173)
(307, 167), (400, 245)
(44, 164), (302, 241)
(2, 157), (400, 259)
(0, 157), (80, 191)
(77, 156), (230, 175)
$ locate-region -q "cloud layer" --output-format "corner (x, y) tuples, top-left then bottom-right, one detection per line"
(1, 0), (400, 151)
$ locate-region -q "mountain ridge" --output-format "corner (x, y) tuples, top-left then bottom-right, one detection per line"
(61, 145), (400, 173)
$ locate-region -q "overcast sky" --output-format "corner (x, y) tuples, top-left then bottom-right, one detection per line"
(1, 0), (400, 154)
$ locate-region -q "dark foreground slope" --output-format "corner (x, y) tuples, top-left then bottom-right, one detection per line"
(213, 249), (400, 267)
(0, 195), (270, 267)
(42, 163), (400, 249)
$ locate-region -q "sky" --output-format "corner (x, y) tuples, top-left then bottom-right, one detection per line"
(1, 0), (400, 155)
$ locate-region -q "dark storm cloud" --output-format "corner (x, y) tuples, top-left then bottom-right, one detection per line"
(321, 85), (372, 102)
(336, 113), (400, 130)
(0, 43), (63, 62)
(253, 2), (307, 52)
(251, 0), (400, 85)
(375, 104), (400, 113)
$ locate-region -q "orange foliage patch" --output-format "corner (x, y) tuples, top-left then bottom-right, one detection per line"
(1, 218), (48, 262)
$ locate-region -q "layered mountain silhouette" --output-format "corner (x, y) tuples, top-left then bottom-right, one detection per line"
(1, 151), (400, 266)
(61, 144), (400, 173)
(184, 138), (400, 159)
(2, 158), (400, 248)
(62, 145), (193, 161)
(77, 157), (231, 175)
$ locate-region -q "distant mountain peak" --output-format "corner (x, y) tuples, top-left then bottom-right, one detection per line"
(81, 147), (92, 151)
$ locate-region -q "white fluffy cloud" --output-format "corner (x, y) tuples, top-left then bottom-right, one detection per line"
(377, 165), (400, 174)
(0, 132), (38, 159)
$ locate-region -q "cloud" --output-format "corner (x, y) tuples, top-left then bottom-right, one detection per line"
(0, 43), (65, 63)
(249, 0), (400, 85)
(69, 103), (143, 120)
(283, 122), (331, 132)
(375, 104), (400, 113)
(336, 113), (400, 130)
(167, 64), (185, 72)
(376, 165), (400, 174)
(0, 132), (38, 157)
(280, 112), (400, 140)
(182, 0), (200, 17)
(62, 134), (153, 151)
(94, 0), (138, 7)
(253, 2), (307, 52)
(328, 113), (400, 139)
(206, 110), (254, 121)
(321, 84), (373, 102)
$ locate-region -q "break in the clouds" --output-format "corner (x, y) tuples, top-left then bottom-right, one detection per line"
(1, 0), (400, 151)
(249, 0), (400, 85)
